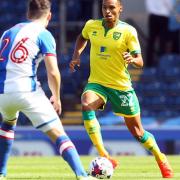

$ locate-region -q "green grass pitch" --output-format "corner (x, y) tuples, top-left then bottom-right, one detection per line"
(6, 156), (180, 179)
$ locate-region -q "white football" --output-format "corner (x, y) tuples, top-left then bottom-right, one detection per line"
(89, 157), (114, 179)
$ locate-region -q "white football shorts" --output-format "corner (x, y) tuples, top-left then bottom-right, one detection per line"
(0, 88), (63, 132)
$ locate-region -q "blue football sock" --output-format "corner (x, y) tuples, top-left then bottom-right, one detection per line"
(56, 135), (87, 177)
(0, 123), (15, 176)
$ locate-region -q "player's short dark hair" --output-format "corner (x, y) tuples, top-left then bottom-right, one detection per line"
(102, 0), (122, 5)
(27, 0), (52, 19)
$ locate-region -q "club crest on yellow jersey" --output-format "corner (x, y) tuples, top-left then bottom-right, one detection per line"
(92, 31), (97, 36)
(113, 32), (121, 40)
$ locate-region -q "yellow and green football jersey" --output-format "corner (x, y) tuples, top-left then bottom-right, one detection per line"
(82, 19), (141, 91)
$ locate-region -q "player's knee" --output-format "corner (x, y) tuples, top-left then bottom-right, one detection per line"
(46, 127), (66, 143)
(81, 100), (93, 111)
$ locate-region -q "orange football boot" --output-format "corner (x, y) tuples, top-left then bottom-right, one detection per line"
(157, 155), (174, 178)
(105, 156), (119, 169)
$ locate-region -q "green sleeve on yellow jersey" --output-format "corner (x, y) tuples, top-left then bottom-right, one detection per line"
(127, 26), (141, 54)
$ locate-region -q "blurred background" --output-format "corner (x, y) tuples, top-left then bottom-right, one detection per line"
(0, 0), (180, 156)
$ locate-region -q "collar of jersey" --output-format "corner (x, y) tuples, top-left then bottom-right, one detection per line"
(102, 18), (120, 37)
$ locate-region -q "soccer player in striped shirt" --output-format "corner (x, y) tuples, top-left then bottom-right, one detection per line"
(0, 0), (96, 179)
(69, 0), (173, 178)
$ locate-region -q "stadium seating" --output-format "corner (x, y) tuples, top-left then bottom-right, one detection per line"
(136, 54), (180, 126)
(139, 67), (157, 82)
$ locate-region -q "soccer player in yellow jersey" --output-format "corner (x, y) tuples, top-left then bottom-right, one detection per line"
(69, 0), (173, 178)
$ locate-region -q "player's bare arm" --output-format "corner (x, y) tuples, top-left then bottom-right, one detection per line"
(44, 55), (62, 115)
(69, 34), (88, 72)
(123, 52), (143, 68)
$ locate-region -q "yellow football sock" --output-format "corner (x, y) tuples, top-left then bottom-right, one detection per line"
(140, 131), (165, 162)
(84, 119), (108, 157)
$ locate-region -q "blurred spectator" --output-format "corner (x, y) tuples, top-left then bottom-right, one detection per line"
(145, 0), (173, 67)
(168, 0), (180, 54)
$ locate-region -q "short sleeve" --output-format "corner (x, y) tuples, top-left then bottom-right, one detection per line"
(82, 20), (93, 40)
(38, 30), (56, 56)
(127, 27), (141, 55)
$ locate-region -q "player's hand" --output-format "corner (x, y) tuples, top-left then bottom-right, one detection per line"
(123, 52), (134, 64)
(69, 59), (80, 72)
(50, 96), (62, 115)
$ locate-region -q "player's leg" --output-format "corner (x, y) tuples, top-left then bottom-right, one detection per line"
(82, 84), (119, 169)
(46, 128), (98, 180)
(0, 95), (18, 177)
(0, 119), (16, 177)
(45, 127), (88, 178)
(112, 89), (173, 178)
(124, 115), (173, 178)
(109, 88), (173, 175)
(22, 89), (88, 179)
(82, 93), (118, 169)
(124, 115), (163, 160)
(110, 89), (166, 162)
(82, 91), (108, 157)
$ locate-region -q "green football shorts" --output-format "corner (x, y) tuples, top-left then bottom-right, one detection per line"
(83, 83), (140, 117)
